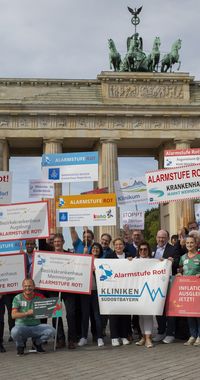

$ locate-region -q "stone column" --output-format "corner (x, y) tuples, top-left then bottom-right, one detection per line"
(43, 139), (63, 234)
(0, 139), (9, 171)
(174, 139), (195, 229)
(98, 139), (119, 240)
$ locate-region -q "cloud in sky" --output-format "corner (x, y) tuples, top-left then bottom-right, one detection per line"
(0, 0), (199, 79)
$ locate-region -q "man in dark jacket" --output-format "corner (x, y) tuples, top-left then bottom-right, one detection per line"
(152, 229), (179, 344)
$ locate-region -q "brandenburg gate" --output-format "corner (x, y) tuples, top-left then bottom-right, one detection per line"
(0, 71), (199, 236)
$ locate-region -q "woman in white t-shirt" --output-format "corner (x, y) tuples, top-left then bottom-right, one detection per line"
(135, 241), (154, 348)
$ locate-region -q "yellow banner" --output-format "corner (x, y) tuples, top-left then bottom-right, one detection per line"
(56, 193), (116, 209)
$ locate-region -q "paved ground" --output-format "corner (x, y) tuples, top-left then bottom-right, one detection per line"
(1, 324), (199, 380)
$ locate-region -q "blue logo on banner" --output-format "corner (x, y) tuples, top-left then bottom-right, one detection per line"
(59, 212), (68, 222)
(49, 168), (60, 180)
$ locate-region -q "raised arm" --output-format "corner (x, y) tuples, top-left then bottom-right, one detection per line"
(70, 227), (79, 244)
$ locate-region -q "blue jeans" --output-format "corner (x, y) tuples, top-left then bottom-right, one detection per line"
(187, 318), (200, 338)
(11, 324), (55, 348)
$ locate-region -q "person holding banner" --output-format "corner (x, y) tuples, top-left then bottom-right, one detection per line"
(52, 233), (77, 350)
(152, 229), (178, 344)
(79, 242), (104, 347)
(11, 278), (55, 355)
(178, 236), (200, 346)
(24, 239), (37, 277)
(106, 237), (134, 347)
(135, 242), (154, 348)
(70, 227), (94, 254)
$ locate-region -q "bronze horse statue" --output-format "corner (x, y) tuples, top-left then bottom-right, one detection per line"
(108, 39), (121, 72)
(147, 36), (161, 72)
(161, 39), (182, 72)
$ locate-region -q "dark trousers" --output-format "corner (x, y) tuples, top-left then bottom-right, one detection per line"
(90, 291), (103, 339)
(109, 315), (130, 339)
(3, 294), (15, 332)
(80, 294), (90, 338)
(156, 315), (176, 336)
(62, 293), (76, 342)
(0, 297), (5, 344)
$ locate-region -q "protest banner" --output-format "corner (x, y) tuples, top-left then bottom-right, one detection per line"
(114, 177), (147, 206)
(145, 164), (200, 204)
(56, 193), (116, 227)
(33, 297), (62, 319)
(0, 171), (12, 204)
(29, 180), (54, 199)
(0, 201), (50, 241)
(32, 251), (93, 294)
(0, 240), (26, 255)
(166, 276), (200, 317)
(41, 151), (98, 183)
(95, 258), (172, 315)
(164, 148), (200, 168)
(122, 210), (145, 230)
(0, 253), (26, 294)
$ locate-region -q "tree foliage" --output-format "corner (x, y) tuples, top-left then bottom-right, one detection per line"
(144, 208), (160, 247)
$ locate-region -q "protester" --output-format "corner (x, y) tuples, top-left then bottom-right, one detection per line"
(106, 237), (133, 347)
(70, 227), (94, 253)
(125, 229), (143, 256)
(171, 234), (178, 246)
(38, 233), (55, 251)
(78, 242), (104, 347)
(53, 233), (77, 349)
(177, 236), (200, 346)
(24, 239), (37, 277)
(100, 233), (113, 258)
(135, 241), (154, 348)
(152, 229), (178, 344)
(11, 278), (55, 355)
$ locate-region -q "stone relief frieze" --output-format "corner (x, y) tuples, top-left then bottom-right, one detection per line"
(0, 116), (199, 131)
(108, 83), (184, 99)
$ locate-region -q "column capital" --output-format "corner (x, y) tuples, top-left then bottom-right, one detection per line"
(174, 138), (194, 146)
(100, 138), (120, 145)
(43, 138), (63, 145)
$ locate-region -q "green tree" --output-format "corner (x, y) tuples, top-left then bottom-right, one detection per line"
(144, 208), (159, 247)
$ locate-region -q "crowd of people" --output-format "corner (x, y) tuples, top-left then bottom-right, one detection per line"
(0, 220), (200, 355)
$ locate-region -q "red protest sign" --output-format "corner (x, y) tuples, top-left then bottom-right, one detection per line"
(166, 276), (200, 317)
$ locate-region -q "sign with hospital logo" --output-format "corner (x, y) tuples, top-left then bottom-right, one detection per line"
(145, 165), (200, 204)
(41, 151), (98, 183)
(114, 177), (147, 205)
(56, 193), (116, 227)
(95, 258), (172, 315)
(32, 251), (93, 294)
(164, 148), (200, 168)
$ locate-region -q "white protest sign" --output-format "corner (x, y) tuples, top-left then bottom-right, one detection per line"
(145, 165), (200, 204)
(0, 171), (12, 204)
(29, 180), (54, 199)
(122, 210), (145, 230)
(164, 148), (200, 168)
(0, 201), (50, 241)
(95, 258), (171, 315)
(114, 177), (147, 205)
(56, 193), (116, 227)
(41, 152), (98, 183)
(0, 253), (26, 294)
(32, 251), (93, 294)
